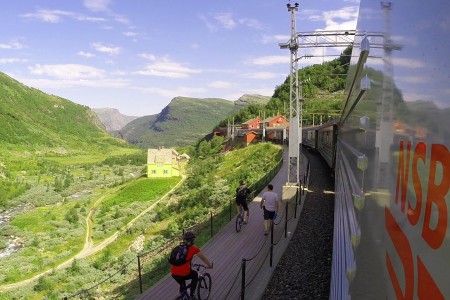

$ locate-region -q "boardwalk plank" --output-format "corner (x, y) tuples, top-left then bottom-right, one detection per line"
(136, 149), (305, 300)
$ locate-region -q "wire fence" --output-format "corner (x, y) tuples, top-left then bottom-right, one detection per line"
(62, 156), (284, 299)
(221, 186), (302, 300)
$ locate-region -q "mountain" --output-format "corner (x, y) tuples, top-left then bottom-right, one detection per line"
(115, 94), (270, 148)
(92, 108), (139, 132)
(0, 71), (134, 155)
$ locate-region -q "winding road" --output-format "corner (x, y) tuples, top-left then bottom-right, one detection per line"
(0, 175), (186, 291)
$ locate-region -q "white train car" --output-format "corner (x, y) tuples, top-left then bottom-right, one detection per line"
(331, 0), (450, 299)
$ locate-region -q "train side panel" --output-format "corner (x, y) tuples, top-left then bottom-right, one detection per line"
(302, 126), (318, 150)
(317, 119), (339, 169)
(331, 0), (450, 299)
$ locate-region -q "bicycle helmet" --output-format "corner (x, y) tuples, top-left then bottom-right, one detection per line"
(183, 231), (196, 242)
(240, 180), (246, 185)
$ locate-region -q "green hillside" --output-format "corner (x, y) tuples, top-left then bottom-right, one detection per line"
(0, 71), (141, 208)
(115, 95), (270, 148)
(0, 71), (133, 155)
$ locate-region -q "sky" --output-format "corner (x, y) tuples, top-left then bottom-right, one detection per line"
(0, 0), (360, 116)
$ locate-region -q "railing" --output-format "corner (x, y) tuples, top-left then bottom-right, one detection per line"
(225, 185), (302, 300)
(62, 156), (285, 299)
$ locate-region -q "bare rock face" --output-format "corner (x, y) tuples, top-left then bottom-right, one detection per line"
(92, 108), (139, 132)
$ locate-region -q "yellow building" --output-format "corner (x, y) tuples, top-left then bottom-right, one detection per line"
(147, 148), (186, 178)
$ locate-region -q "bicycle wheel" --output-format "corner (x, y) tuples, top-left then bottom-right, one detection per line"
(197, 273), (212, 300)
(235, 213), (242, 232)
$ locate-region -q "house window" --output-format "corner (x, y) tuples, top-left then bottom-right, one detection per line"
(163, 170), (168, 174)
(151, 170), (156, 174)
(157, 163), (163, 167)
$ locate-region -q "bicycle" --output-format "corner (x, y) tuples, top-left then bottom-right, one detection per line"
(176, 263), (212, 300)
(235, 204), (249, 232)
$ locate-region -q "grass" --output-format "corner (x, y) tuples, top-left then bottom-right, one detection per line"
(42, 148), (140, 165)
(0, 143), (282, 299)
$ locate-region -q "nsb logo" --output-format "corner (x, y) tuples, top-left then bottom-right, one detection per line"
(386, 141), (449, 299)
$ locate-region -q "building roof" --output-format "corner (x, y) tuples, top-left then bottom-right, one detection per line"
(242, 117), (261, 125)
(180, 153), (190, 160)
(262, 114), (286, 123)
(147, 148), (178, 164)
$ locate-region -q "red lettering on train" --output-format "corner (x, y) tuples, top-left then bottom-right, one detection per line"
(387, 141), (449, 297)
(410, 142), (425, 226)
(417, 257), (444, 300)
(395, 141), (411, 212)
(422, 144), (449, 249)
(386, 207), (414, 300)
(395, 142), (449, 247)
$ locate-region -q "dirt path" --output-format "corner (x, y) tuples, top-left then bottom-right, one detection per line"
(0, 176), (186, 291)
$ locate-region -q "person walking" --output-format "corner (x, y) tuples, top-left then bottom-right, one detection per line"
(235, 180), (250, 224)
(260, 184), (280, 235)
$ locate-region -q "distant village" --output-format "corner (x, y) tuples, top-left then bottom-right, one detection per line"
(146, 114), (289, 178)
(214, 114), (289, 145)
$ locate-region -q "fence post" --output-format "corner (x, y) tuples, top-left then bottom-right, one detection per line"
(294, 187), (298, 218)
(270, 221), (274, 267)
(241, 259), (246, 300)
(210, 211), (213, 237)
(137, 254), (143, 294)
(284, 203), (288, 238)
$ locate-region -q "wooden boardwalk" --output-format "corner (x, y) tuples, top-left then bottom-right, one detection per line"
(136, 149), (308, 300)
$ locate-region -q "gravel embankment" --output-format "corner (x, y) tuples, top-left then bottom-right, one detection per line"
(262, 149), (335, 300)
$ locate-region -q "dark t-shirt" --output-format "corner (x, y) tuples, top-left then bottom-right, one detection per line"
(235, 185), (250, 201)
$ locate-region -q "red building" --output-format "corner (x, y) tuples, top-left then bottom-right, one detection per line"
(261, 115), (289, 128)
(244, 131), (258, 144)
(241, 117), (261, 130)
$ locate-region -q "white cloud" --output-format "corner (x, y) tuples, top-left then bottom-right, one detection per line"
(0, 58), (28, 64)
(242, 71), (282, 80)
(199, 13), (237, 31)
(393, 57), (425, 69)
(209, 81), (234, 89)
(214, 13), (236, 30)
(92, 43), (121, 55)
(246, 55), (290, 66)
(223, 88), (272, 101)
(305, 6), (359, 31)
(113, 15), (131, 25)
(0, 40), (25, 49)
(21, 9), (105, 23)
(138, 86), (207, 98)
(261, 34), (290, 45)
(29, 64), (106, 80)
(21, 77), (128, 89)
(84, 0), (111, 12)
(74, 15), (106, 22)
(123, 31), (138, 37)
(78, 51), (95, 58)
(135, 57), (201, 78)
(21, 10), (72, 23)
(397, 75), (429, 84)
(239, 18), (264, 30)
(139, 53), (157, 61)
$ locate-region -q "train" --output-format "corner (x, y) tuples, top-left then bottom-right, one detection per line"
(302, 118), (340, 170)
(301, 0), (450, 299)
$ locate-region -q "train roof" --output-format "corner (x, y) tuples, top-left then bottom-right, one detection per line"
(302, 118), (340, 131)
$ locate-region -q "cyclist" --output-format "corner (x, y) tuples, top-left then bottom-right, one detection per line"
(171, 231), (213, 299)
(235, 180), (250, 224)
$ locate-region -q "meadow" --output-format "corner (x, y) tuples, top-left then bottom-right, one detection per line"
(0, 141), (282, 299)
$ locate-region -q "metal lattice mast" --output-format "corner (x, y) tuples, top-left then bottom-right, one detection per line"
(278, 3), (393, 185)
(280, 3), (300, 184)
